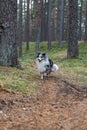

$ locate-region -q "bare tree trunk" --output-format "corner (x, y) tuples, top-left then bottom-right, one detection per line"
(56, 0), (61, 41)
(67, 0), (78, 58)
(47, 0), (52, 50)
(79, 0), (83, 41)
(18, 0), (23, 57)
(35, 0), (43, 54)
(25, 0), (30, 50)
(51, 0), (57, 41)
(44, 1), (48, 41)
(22, 0), (26, 41)
(85, 0), (87, 41)
(58, 0), (64, 48)
(0, 0), (18, 67)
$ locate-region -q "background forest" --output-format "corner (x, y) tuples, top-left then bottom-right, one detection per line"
(0, 0), (87, 64)
(17, 0), (87, 56)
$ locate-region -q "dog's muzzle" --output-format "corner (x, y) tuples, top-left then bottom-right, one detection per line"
(38, 58), (42, 62)
(38, 57), (45, 62)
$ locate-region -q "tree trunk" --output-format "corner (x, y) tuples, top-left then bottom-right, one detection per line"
(67, 0), (78, 58)
(35, 0), (43, 54)
(85, 0), (87, 41)
(0, 0), (18, 67)
(26, 0), (30, 50)
(78, 0), (82, 41)
(56, 0), (61, 41)
(18, 0), (23, 57)
(47, 0), (52, 50)
(58, 0), (64, 48)
(44, 1), (48, 41)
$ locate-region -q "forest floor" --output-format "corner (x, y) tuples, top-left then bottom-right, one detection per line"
(0, 72), (87, 130)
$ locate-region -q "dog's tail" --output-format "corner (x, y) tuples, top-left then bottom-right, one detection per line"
(51, 64), (59, 72)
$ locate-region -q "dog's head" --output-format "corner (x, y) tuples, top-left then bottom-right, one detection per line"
(36, 52), (47, 62)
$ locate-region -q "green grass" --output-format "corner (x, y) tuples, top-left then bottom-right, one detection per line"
(0, 66), (36, 94)
(58, 42), (87, 82)
(0, 41), (87, 93)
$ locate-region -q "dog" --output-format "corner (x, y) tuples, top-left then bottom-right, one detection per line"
(36, 52), (59, 79)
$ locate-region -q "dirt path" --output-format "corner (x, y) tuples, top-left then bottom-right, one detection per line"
(0, 76), (87, 130)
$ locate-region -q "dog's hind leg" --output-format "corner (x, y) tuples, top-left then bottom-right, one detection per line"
(46, 70), (51, 77)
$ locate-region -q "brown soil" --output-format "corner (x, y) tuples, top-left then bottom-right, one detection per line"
(0, 76), (87, 130)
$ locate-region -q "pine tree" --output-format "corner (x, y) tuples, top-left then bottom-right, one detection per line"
(47, 0), (52, 50)
(58, 0), (65, 48)
(26, 0), (30, 50)
(18, 0), (23, 57)
(85, 0), (87, 41)
(67, 0), (79, 58)
(0, 0), (18, 66)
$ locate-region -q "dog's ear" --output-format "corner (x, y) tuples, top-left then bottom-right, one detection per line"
(42, 53), (46, 57)
(36, 52), (40, 57)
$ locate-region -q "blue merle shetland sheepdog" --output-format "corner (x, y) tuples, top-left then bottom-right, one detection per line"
(36, 52), (59, 79)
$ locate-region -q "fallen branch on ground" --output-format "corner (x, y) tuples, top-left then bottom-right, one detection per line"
(0, 84), (15, 94)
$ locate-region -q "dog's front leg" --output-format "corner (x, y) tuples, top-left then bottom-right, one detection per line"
(40, 72), (44, 79)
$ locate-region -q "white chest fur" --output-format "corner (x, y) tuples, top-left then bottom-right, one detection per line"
(36, 59), (49, 73)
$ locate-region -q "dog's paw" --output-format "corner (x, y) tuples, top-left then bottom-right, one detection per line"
(41, 76), (44, 80)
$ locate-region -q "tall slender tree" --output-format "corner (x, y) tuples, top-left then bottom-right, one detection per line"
(18, 0), (23, 57)
(85, 0), (87, 41)
(25, 0), (30, 50)
(58, 0), (65, 48)
(78, 0), (83, 40)
(56, 0), (61, 41)
(67, 0), (79, 58)
(22, 0), (26, 41)
(47, 0), (52, 50)
(44, 0), (49, 41)
(35, 0), (43, 54)
(0, 0), (18, 66)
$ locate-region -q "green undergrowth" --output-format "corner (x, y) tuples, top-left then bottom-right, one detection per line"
(0, 41), (87, 94)
(58, 42), (87, 82)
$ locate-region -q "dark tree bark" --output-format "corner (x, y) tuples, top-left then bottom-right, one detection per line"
(22, 0), (26, 41)
(25, 0), (30, 50)
(78, 0), (83, 41)
(85, 0), (87, 41)
(58, 0), (65, 48)
(35, 0), (43, 54)
(51, 0), (57, 41)
(47, 0), (52, 50)
(56, 0), (61, 41)
(0, 0), (18, 66)
(43, 1), (48, 41)
(67, 0), (79, 58)
(40, 0), (48, 42)
(18, 0), (23, 57)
